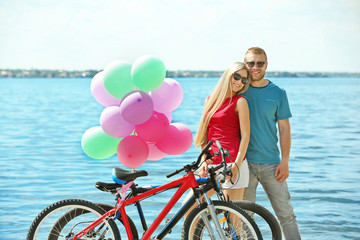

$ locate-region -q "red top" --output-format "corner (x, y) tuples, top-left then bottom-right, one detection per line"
(207, 95), (244, 164)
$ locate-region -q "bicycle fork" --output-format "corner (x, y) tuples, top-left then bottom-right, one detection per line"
(198, 193), (227, 240)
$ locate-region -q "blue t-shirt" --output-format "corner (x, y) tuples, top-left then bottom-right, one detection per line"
(241, 81), (292, 164)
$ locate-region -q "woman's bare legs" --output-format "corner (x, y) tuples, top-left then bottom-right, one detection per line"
(223, 188), (245, 201)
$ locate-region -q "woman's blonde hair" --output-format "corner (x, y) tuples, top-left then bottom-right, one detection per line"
(194, 62), (249, 147)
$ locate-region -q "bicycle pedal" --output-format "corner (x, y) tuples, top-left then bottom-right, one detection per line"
(165, 219), (172, 233)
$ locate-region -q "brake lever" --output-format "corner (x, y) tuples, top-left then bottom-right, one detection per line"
(224, 167), (234, 184)
(213, 152), (220, 156)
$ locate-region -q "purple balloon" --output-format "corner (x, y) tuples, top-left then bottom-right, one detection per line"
(119, 91), (154, 125)
(90, 71), (122, 107)
(100, 106), (135, 138)
(150, 78), (183, 113)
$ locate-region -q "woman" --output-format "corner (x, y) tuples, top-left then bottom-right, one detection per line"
(195, 61), (250, 201)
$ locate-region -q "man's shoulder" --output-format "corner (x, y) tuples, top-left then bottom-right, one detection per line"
(242, 80), (287, 99)
(267, 80), (282, 89)
(267, 80), (287, 94)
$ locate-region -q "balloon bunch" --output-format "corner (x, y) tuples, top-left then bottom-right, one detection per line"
(81, 55), (193, 169)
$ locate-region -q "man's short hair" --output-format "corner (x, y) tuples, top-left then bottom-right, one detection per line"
(245, 47), (268, 62)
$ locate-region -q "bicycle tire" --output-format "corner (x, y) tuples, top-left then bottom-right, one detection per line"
(45, 202), (138, 239)
(27, 199), (120, 240)
(233, 200), (282, 240)
(182, 200), (263, 240)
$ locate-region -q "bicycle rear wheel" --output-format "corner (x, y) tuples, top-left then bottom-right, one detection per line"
(233, 200), (282, 240)
(182, 200), (262, 240)
(27, 199), (120, 240)
(44, 202), (138, 239)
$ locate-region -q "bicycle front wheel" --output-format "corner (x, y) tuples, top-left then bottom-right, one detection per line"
(182, 200), (262, 240)
(27, 199), (120, 240)
(233, 200), (282, 240)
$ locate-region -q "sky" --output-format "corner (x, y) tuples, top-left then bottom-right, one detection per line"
(1, 0), (360, 72)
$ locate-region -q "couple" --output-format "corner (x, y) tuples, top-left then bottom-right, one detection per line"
(195, 47), (301, 240)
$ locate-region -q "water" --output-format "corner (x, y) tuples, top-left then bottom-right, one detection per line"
(0, 77), (359, 239)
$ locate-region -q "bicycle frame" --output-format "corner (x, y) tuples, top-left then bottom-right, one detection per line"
(73, 140), (230, 240)
(73, 170), (203, 240)
(28, 140), (263, 240)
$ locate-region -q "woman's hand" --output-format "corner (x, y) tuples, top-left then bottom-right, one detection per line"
(230, 163), (241, 183)
(199, 159), (213, 177)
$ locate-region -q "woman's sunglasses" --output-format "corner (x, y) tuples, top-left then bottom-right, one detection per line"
(246, 61), (266, 68)
(233, 73), (249, 84)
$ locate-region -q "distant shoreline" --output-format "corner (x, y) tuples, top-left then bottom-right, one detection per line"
(1, 69), (359, 78)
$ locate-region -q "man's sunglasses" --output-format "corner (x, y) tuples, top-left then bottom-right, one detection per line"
(246, 61), (266, 68)
(233, 73), (249, 84)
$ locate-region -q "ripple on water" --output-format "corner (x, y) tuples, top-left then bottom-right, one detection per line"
(1, 77), (360, 239)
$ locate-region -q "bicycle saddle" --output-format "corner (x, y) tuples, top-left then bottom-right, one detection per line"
(112, 167), (148, 184)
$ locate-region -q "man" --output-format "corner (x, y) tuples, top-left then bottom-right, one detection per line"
(241, 47), (301, 239)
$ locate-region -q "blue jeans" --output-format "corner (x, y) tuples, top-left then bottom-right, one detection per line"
(244, 162), (301, 240)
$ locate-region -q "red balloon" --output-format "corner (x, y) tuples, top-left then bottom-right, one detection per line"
(156, 123), (193, 155)
(117, 135), (149, 168)
(135, 112), (170, 142)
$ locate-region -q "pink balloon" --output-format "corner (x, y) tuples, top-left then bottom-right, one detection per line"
(100, 106), (135, 138)
(150, 78), (183, 113)
(157, 123), (193, 155)
(147, 142), (167, 161)
(117, 135), (149, 168)
(90, 71), (122, 107)
(163, 112), (172, 123)
(135, 112), (170, 142)
(120, 91), (154, 125)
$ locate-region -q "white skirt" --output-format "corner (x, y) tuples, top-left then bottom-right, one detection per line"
(208, 159), (249, 189)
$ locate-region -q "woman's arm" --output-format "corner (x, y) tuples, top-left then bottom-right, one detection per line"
(198, 98), (212, 177)
(198, 143), (209, 177)
(232, 97), (250, 179)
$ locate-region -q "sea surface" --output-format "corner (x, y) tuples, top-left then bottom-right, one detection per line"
(0, 77), (359, 239)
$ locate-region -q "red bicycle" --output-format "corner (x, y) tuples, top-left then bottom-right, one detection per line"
(27, 141), (262, 240)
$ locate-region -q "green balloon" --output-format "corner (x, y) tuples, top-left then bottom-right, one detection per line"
(81, 126), (122, 159)
(104, 60), (135, 99)
(131, 55), (166, 91)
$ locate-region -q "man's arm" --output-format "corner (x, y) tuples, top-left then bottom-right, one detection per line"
(275, 118), (291, 182)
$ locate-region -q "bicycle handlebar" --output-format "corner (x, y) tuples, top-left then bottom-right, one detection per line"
(166, 141), (213, 178)
(214, 140), (233, 184)
(166, 167), (186, 178)
(166, 140), (233, 183)
(215, 140), (225, 160)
